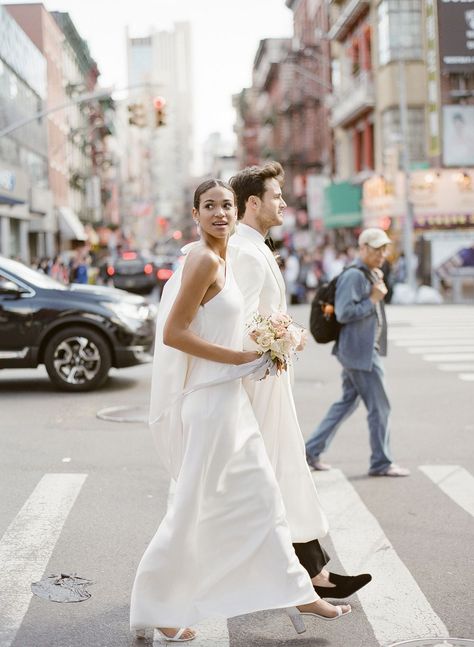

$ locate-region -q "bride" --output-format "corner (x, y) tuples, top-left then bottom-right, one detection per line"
(130, 179), (350, 642)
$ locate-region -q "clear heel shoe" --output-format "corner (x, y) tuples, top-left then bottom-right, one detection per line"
(286, 603), (352, 633)
(286, 607), (307, 634)
(134, 628), (196, 642)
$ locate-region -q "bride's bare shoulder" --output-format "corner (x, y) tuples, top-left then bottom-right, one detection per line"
(184, 245), (220, 278)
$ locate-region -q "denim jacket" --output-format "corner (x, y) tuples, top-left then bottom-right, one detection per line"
(333, 259), (385, 370)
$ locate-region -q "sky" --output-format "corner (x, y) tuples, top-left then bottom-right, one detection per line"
(6, 0), (294, 160)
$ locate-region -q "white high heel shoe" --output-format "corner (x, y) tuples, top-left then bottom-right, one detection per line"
(286, 604), (352, 634)
(134, 628), (196, 642)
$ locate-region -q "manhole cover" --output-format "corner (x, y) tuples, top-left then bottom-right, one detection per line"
(388, 639), (474, 647)
(96, 405), (147, 423)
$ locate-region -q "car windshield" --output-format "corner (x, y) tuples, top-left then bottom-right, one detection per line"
(0, 257), (67, 290)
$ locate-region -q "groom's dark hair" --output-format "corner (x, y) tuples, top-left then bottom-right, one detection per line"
(229, 161), (284, 220)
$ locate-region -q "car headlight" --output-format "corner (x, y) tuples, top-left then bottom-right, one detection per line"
(105, 301), (153, 325)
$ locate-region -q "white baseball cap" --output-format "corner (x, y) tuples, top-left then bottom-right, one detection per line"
(358, 228), (391, 248)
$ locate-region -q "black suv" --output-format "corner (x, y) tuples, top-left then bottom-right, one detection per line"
(0, 257), (156, 392)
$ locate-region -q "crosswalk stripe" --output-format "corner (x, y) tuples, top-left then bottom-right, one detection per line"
(423, 353), (474, 362)
(407, 346), (474, 354)
(314, 469), (449, 645)
(437, 364), (474, 371)
(459, 373), (474, 381)
(420, 466), (474, 518)
(389, 330), (474, 339)
(0, 473), (87, 647)
(394, 340), (473, 347)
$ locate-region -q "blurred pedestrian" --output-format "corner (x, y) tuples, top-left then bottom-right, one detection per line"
(70, 247), (89, 284)
(284, 248), (300, 304)
(306, 228), (410, 477)
(50, 255), (69, 284)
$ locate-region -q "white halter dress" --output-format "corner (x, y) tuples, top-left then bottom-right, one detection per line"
(130, 258), (316, 629)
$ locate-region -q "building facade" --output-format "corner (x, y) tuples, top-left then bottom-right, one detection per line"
(0, 4), (52, 262)
(126, 22), (193, 247)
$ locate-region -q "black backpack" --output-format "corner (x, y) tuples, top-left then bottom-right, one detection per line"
(309, 266), (371, 344)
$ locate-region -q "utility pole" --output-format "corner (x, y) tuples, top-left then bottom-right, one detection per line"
(397, 8), (417, 294)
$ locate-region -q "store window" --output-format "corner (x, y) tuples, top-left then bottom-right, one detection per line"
(381, 107), (426, 165)
(378, 0), (423, 65)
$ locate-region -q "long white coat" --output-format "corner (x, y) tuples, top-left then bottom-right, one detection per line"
(229, 224), (329, 543)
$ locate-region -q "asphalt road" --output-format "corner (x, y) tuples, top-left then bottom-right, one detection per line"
(1, 304), (473, 647)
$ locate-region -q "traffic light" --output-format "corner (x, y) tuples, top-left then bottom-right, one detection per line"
(153, 96), (167, 127)
(128, 103), (147, 128)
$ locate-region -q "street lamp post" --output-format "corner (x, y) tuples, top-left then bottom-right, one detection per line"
(397, 4), (417, 295)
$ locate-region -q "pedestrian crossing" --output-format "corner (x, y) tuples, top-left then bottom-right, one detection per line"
(0, 467), (472, 646)
(387, 306), (474, 382)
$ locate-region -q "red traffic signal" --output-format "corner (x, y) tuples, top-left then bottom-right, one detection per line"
(153, 96), (166, 110)
(153, 96), (167, 127)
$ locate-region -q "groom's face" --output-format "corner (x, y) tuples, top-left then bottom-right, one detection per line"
(255, 178), (286, 232)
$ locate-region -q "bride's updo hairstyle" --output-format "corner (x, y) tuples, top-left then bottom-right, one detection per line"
(193, 179), (237, 209)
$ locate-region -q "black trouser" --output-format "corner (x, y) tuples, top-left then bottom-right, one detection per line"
(293, 539), (330, 578)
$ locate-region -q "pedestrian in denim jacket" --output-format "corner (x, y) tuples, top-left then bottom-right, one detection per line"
(305, 229), (410, 477)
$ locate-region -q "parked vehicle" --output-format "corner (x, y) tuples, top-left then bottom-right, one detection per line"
(0, 256), (156, 392)
(104, 251), (157, 294)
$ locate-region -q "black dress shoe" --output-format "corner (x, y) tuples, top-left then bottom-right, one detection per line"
(314, 572), (372, 599)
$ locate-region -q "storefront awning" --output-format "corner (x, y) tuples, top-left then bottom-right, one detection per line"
(323, 181), (362, 229)
(58, 207), (87, 241)
(0, 194), (25, 206)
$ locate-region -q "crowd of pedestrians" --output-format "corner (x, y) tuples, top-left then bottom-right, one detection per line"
(31, 247), (94, 285)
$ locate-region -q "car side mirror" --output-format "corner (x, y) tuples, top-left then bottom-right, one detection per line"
(0, 281), (26, 297)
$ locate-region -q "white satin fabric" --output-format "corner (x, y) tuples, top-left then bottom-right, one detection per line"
(130, 256), (316, 629)
(229, 225), (329, 543)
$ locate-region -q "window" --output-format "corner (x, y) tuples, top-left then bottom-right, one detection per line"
(381, 108), (426, 165)
(378, 0), (423, 65)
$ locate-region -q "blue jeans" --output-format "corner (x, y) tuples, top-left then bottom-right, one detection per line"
(305, 352), (392, 473)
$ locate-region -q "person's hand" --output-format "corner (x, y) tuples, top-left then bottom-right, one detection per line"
(296, 329), (308, 352)
(237, 350), (261, 365)
(370, 281), (387, 303)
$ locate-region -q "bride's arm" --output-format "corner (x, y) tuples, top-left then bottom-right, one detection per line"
(163, 249), (258, 365)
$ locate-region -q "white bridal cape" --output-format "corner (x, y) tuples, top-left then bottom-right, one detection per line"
(130, 254), (316, 629)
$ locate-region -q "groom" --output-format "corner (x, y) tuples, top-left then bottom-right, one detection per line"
(229, 162), (371, 599)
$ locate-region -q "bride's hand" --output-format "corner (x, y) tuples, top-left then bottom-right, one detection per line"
(237, 350), (261, 365)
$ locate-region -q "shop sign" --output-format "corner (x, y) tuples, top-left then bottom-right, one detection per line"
(307, 174), (329, 221)
(437, 0), (474, 71)
(0, 170), (15, 193)
(363, 170), (474, 228)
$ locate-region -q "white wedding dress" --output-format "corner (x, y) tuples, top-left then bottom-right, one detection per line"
(130, 258), (316, 629)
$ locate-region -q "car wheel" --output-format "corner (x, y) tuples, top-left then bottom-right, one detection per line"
(44, 326), (111, 392)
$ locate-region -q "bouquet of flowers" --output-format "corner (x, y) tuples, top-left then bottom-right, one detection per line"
(247, 312), (307, 375)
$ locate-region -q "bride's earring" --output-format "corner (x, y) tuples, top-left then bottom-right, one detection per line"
(194, 219), (200, 234)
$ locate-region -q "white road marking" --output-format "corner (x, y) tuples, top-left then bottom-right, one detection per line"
(407, 346), (474, 354)
(437, 364), (474, 372)
(423, 353), (474, 362)
(459, 373), (474, 381)
(394, 339), (473, 346)
(420, 465), (474, 518)
(314, 469), (448, 645)
(0, 473), (87, 647)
